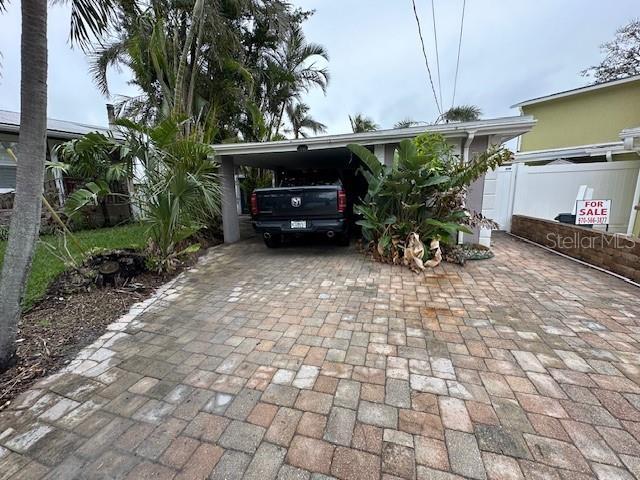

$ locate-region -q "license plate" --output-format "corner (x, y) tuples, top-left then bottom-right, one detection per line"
(290, 220), (307, 229)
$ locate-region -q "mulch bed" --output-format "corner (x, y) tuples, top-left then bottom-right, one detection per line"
(0, 235), (222, 410)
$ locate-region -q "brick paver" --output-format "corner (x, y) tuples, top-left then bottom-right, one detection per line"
(1, 233), (640, 479)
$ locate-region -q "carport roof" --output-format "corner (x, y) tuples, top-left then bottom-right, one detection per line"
(212, 115), (536, 157)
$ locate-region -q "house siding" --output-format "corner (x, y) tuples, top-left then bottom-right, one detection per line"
(520, 80), (640, 151)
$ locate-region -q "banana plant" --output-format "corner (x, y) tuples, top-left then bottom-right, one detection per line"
(348, 133), (510, 267)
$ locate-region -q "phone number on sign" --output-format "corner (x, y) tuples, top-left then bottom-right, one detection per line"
(576, 217), (608, 225)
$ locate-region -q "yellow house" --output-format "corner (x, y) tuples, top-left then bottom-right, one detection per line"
(511, 75), (640, 236)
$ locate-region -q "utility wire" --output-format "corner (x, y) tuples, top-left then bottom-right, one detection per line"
(430, 0), (443, 111)
(411, 0), (442, 115)
(451, 0), (466, 108)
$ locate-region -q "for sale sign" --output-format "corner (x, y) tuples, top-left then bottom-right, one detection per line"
(576, 199), (611, 226)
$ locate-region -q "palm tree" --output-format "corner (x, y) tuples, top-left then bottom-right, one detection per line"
(394, 118), (421, 129)
(0, 0), (114, 370)
(88, 3), (327, 144)
(349, 114), (378, 133)
(285, 102), (327, 139)
(267, 25), (329, 139)
(440, 105), (482, 123)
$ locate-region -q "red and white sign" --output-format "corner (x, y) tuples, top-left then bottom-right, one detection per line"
(576, 199), (611, 226)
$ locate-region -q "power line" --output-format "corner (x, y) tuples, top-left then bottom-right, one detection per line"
(430, 0), (443, 111)
(411, 0), (442, 115)
(451, 0), (466, 109)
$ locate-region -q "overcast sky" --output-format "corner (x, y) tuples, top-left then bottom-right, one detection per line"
(0, 1), (637, 134)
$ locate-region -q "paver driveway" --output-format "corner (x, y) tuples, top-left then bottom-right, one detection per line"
(1, 234), (640, 480)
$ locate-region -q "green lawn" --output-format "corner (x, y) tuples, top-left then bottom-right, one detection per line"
(0, 223), (150, 310)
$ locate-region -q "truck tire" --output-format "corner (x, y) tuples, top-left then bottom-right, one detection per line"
(336, 233), (350, 246)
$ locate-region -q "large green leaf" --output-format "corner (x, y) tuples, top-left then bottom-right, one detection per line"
(417, 175), (450, 188)
(396, 139), (418, 168)
(64, 180), (113, 219)
(347, 143), (383, 177)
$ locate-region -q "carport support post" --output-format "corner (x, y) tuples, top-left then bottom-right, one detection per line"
(220, 156), (240, 243)
(374, 144), (396, 167)
(463, 134), (487, 245)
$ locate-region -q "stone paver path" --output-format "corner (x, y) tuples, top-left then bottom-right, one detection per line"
(1, 233), (640, 480)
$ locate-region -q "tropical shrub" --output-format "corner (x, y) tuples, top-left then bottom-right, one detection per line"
(124, 117), (221, 271)
(239, 167), (273, 197)
(348, 133), (510, 269)
(56, 116), (221, 271)
(55, 132), (133, 228)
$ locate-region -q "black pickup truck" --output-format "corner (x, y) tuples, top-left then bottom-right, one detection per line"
(250, 171), (350, 248)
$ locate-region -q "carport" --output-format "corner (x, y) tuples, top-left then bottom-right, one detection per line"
(212, 115), (536, 244)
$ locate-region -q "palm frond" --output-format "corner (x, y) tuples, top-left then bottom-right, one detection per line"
(53, 0), (117, 51)
(441, 105), (482, 123)
(349, 114), (378, 133)
(89, 41), (126, 96)
(394, 119), (422, 129)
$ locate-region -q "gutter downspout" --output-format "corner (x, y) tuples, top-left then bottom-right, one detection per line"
(626, 150), (640, 236)
(628, 174), (640, 236)
(462, 130), (476, 164)
(516, 107), (524, 153)
(623, 133), (640, 236)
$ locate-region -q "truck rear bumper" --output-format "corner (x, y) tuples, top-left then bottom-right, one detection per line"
(253, 218), (348, 235)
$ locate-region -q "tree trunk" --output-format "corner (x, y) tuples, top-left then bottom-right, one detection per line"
(99, 199), (111, 227)
(0, 0), (48, 370)
(272, 101), (286, 140)
(185, 15), (204, 126)
(173, 0), (204, 119)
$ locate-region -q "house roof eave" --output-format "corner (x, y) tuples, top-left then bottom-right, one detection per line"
(212, 115), (536, 157)
(511, 75), (640, 109)
(513, 141), (637, 163)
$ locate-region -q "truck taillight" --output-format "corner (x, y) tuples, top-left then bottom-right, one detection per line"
(337, 190), (347, 213)
(250, 192), (259, 215)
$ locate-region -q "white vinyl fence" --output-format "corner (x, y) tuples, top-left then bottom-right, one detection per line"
(482, 160), (640, 235)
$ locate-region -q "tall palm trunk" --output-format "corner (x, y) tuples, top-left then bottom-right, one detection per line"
(185, 16), (204, 126)
(271, 101), (287, 140)
(173, 0), (204, 120)
(0, 0), (48, 370)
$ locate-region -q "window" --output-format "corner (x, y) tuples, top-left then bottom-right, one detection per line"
(0, 166), (16, 191)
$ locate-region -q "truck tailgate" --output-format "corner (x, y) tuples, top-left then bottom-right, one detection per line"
(255, 186), (339, 218)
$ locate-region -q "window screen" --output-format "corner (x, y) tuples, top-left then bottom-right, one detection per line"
(0, 141), (18, 190)
(0, 166), (16, 190)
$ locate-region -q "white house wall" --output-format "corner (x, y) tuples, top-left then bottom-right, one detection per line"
(482, 164), (519, 232)
(465, 137), (489, 245)
(480, 168), (498, 246)
(487, 160), (640, 234)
